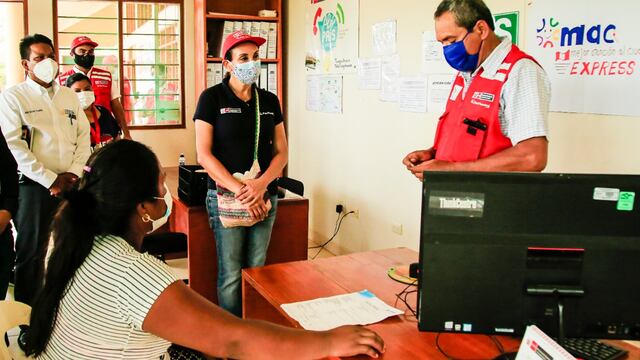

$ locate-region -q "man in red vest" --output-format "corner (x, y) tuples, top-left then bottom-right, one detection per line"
(403, 0), (549, 180)
(58, 36), (131, 139)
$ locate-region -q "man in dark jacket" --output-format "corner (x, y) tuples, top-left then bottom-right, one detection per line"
(0, 127), (18, 301)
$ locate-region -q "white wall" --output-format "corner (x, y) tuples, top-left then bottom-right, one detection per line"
(26, 0), (197, 167)
(284, 0), (640, 254)
(24, 1), (640, 254)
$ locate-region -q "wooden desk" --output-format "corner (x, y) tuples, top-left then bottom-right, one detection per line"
(165, 167), (309, 303)
(242, 248), (640, 359)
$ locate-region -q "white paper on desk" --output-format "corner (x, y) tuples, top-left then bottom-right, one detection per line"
(515, 325), (576, 360)
(427, 74), (455, 114)
(398, 76), (428, 113)
(280, 290), (403, 331)
(358, 57), (381, 90)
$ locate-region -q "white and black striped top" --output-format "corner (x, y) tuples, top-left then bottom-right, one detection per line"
(39, 235), (178, 359)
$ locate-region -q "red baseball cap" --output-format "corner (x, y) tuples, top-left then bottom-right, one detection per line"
(221, 31), (266, 58)
(71, 36), (99, 51)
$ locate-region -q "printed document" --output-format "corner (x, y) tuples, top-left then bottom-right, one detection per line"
(280, 290), (403, 331)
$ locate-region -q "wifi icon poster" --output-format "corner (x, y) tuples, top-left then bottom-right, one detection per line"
(305, 0), (359, 74)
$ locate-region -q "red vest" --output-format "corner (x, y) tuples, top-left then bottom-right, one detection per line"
(59, 67), (114, 112)
(433, 44), (537, 162)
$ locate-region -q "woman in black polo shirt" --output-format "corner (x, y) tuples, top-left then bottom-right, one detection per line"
(193, 31), (288, 317)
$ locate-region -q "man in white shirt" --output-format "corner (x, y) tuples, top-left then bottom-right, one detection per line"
(0, 34), (90, 335)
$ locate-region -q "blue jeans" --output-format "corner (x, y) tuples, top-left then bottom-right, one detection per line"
(206, 189), (278, 317)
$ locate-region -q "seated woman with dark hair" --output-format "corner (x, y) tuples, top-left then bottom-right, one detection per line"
(26, 140), (385, 359)
(65, 72), (120, 148)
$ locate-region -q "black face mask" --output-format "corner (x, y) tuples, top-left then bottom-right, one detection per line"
(74, 54), (95, 69)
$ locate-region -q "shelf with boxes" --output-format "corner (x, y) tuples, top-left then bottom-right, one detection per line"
(205, 13), (279, 22)
(205, 18), (278, 60)
(195, 0), (283, 103)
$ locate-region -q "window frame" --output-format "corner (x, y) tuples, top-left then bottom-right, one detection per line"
(53, 0), (185, 130)
(0, 0), (29, 35)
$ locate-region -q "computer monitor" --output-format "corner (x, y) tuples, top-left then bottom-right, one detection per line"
(417, 171), (640, 340)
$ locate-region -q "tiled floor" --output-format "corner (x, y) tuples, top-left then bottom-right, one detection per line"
(4, 285), (28, 359)
(307, 246), (335, 260)
(307, 239), (337, 260)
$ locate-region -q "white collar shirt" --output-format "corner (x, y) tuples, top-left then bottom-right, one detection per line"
(0, 77), (91, 188)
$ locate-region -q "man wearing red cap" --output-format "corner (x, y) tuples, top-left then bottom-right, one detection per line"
(58, 36), (131, 139)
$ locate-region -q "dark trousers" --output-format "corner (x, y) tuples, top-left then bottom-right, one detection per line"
(14, 181), (59, 305)
(0, 224), (15, 300)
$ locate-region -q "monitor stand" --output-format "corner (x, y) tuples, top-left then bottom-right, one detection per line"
(490, 289), (577, 360)
(526, 284), (585, 343)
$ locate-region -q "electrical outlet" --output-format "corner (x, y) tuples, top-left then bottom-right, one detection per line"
(337, 200), (359, 219)
(391, 223), (403, 235)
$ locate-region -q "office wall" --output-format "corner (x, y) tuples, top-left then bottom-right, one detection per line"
(284, 0), (640, 254)
(26, 0), (196, 167)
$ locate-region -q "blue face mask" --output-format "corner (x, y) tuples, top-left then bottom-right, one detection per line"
(231, 60), (261, 85)
(442, 32), (480, 72)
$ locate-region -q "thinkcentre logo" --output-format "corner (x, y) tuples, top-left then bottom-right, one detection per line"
(439, 197), (481, 210)
(429, 191), (485, 218)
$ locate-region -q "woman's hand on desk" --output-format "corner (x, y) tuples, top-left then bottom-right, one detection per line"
(236, 178), (268, 205)
(326, 325), (385, 358)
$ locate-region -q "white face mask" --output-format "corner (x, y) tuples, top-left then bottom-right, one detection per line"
(32, 58), (59, 84)
(76, 91), (95, 110)
(147, 183), (173, 234)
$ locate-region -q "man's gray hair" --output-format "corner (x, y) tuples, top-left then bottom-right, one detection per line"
(434, 0), (495, 31)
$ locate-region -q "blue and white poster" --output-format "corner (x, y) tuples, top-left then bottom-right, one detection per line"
(526, 0), (640, 116)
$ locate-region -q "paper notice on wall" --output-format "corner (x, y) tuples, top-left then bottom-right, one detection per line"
(398, 76), (428, 113)
(319, 75), (343, 113)
(380, 54), (400, 102)
(358, 57), (382, 90)
(307, 75), (343, 113)
(306, 76), (320, 111)
(422, 31), (455, 75)
(428, 74), (455, 114)
(372, 20), (397, 56)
